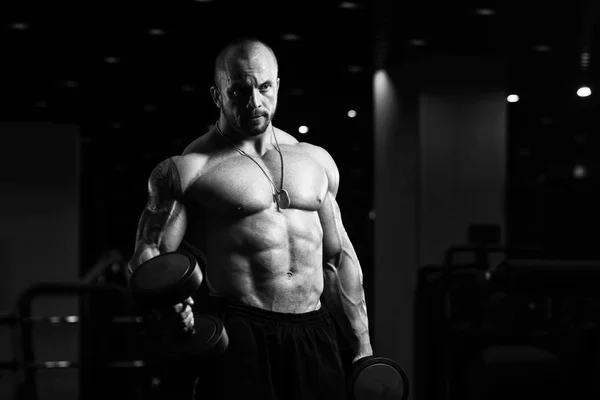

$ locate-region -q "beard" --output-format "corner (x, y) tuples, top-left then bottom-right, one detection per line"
(225, 106), (277, 137)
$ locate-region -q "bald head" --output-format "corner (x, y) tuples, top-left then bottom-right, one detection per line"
(213, 37), (279, 91)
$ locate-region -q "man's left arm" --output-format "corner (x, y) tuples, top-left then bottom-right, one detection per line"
(313, 146), (373, 363)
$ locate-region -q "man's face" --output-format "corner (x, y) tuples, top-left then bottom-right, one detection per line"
(215, 48), (279, 136)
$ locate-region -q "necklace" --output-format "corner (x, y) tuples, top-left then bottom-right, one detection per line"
(215, 121), (291, 210)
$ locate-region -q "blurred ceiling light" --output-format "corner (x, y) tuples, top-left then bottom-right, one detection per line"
(473, 8), (496, 16)
(148, 29), (166, 36)
(281, 33), (301, 41)
(348, 65), (364, 73)
(533, 44), (552, 52)
(580, 52), (591, 69)
(507, 94), (519, 103)
(339, 1), (361, 9)
(347, 110), (357, 118)
(577, 86), (592, 97)
(298, 126), (309, 134)
(573, 164), (587, 179)
(105, 57), (120, 64)
(10, 22), (29, 30)
(408, 39), (427, 46)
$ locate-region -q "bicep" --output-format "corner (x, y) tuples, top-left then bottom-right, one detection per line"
(135, 202), (187, 252)
(319, 192), (364, 296)
(319, 191), (344, 262)
(132, 158), (188, 263)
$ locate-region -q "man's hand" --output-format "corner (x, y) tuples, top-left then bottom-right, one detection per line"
(157, 296), (195, 338)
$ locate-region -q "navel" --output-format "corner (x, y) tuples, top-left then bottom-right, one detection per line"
(316, 196), (323, 205)
(287, 272), (293, 278)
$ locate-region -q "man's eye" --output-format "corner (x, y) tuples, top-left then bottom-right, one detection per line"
(260, 84), (271, 91)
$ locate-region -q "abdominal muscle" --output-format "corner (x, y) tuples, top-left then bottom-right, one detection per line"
(189, 208), (325, 314)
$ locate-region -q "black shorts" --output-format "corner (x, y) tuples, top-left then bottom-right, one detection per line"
(186, 296), (347, 400)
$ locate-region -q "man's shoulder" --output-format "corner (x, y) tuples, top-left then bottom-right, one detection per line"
(294, 141), (338, 175)
(150, 132), (215, 193)
(288, 136), (339, 192)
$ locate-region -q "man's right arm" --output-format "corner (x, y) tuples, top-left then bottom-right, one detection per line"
(127, 157), (188, 277)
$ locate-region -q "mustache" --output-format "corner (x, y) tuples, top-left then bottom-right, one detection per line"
(246, 112), (268, 118)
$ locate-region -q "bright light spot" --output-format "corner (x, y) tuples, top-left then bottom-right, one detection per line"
(577, 86), (592, 97)
(148, 29), (165, 36)
(281, 33), (301, 41)
(408, 39), (427, 46)
(298, 126), (309, 134)
(368, 210), (376, 220)
(347, 110), (357, 118)
(65, 316), (79, 323)
(474, 8), (496, 16)
(574, 164), (587, 179)
(507, 94), (519, 103)
(105, 57), (119, 64)
(11, 23), (29, 30)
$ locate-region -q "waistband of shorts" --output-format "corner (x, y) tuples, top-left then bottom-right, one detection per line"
(206, 295), (330, 326)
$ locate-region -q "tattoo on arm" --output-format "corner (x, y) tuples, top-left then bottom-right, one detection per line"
(134, 158), (186, 256)
(147, 158), (182, 212)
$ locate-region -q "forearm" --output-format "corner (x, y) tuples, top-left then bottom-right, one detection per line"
(322, 236), (373, 360)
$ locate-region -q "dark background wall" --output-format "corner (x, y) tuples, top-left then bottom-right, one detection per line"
(0, 123), (80, 399)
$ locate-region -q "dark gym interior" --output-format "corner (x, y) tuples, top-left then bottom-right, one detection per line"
(1, 0), (599, 399)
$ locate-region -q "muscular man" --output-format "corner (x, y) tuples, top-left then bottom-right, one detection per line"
(128, 37), (373, 399)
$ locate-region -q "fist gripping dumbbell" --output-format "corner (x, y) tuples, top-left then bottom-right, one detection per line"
(128, 251), (228, 359)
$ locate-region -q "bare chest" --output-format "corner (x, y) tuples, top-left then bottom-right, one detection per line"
(186, 148), (328, 215)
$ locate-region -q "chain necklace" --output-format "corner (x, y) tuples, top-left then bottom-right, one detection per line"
(215, 121), (291, 210)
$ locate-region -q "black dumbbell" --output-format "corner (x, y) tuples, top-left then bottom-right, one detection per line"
(347, 356), (409, 400)
(128, 251), (228, 359)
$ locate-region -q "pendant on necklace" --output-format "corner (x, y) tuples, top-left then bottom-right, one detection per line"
(275, 189), (291, 209)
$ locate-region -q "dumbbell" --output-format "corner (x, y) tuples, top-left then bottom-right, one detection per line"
(128, 251), (228, 359)
(347, 356), (409, 400)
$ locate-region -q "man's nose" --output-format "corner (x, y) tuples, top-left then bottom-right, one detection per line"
(247, 89), (261, 109)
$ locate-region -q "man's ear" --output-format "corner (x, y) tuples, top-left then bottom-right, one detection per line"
(276, 78), (280, 94)
(210, 86), (222, 108)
